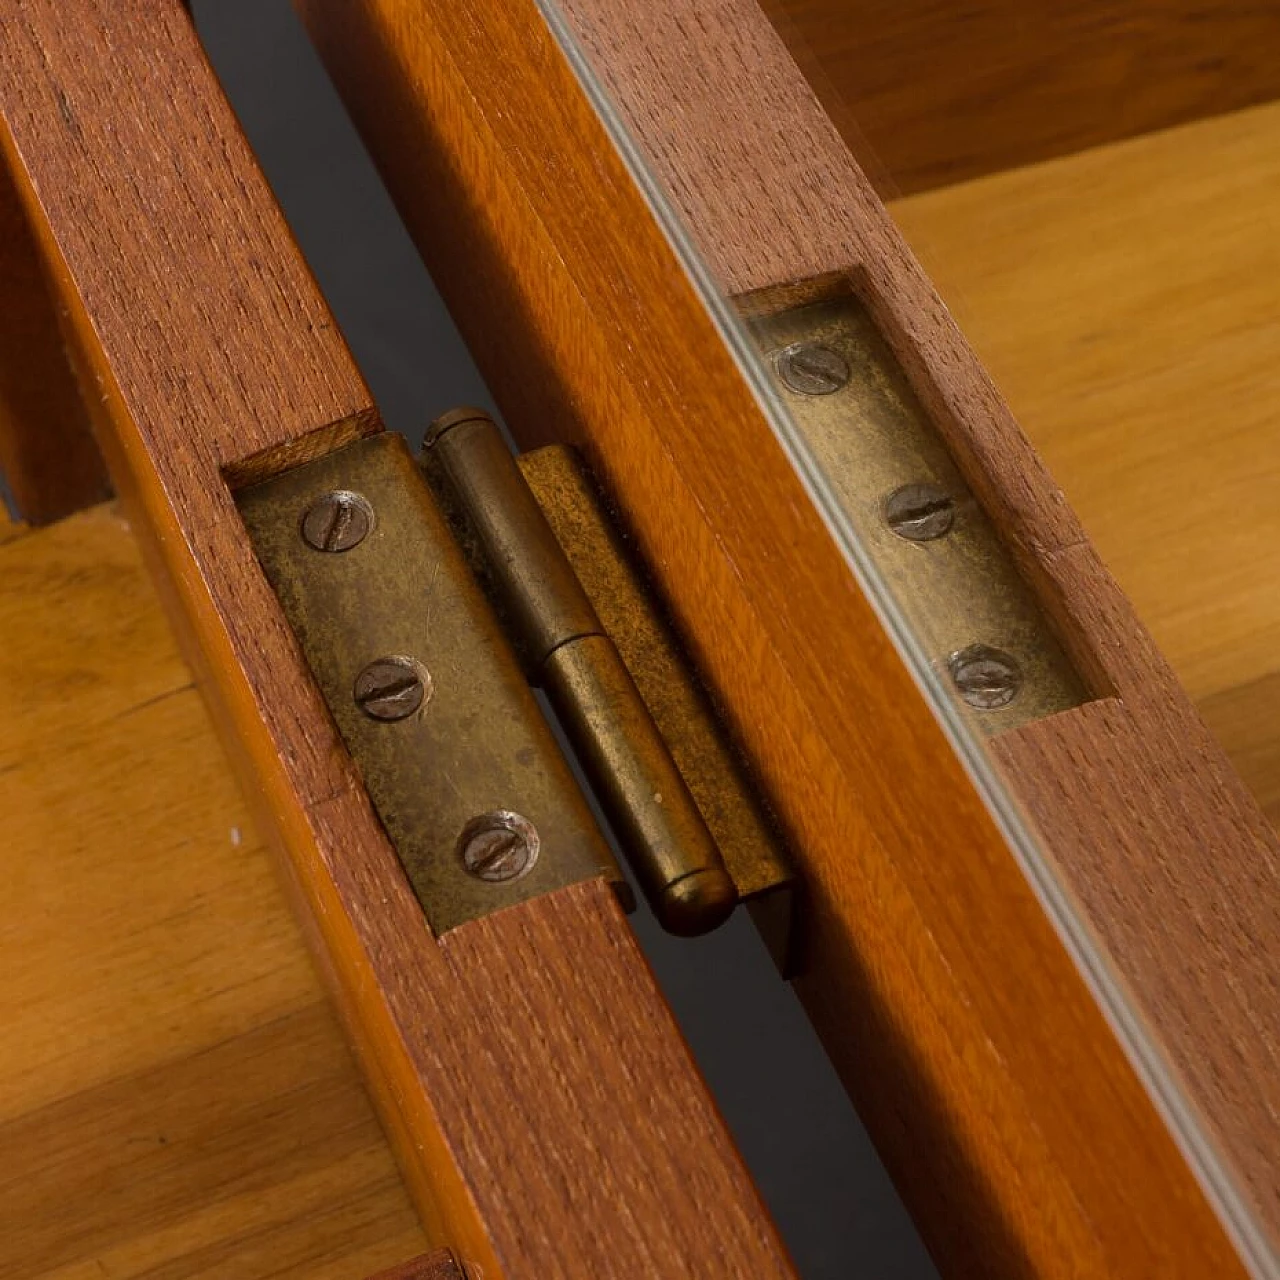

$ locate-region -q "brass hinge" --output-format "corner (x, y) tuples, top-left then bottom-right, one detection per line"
(238, 417), (795, 970)
(740, 281), (1091, 733)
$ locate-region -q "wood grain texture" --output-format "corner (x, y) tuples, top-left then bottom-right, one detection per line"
(0, 506), (428, 1279)
(366, 1251), (465, 1280)
(886, 101), (1280, 1248)
(0, 155), (107, 522)
(0, 4), (789, 1276)
(760, 0), (1280, 194)
(294, 0), (1280, 1273)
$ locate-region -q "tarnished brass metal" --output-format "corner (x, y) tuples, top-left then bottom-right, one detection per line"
(425, 408), (597, 668)
(424, 410), (741, 939)
(544, 637), (736, 936)
(238, 432), (626, 935)
(743, 286), (1090, 735)
(519, 445), (797, 971)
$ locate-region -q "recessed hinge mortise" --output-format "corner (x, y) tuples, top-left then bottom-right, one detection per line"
(739, 280), (1095, 732)
(237, 417), (796, 971)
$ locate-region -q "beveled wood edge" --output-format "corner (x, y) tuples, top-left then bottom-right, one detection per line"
(0, 4), (792, 1275)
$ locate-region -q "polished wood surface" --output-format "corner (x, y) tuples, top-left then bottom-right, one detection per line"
(0, 505), (427, 1278)
(295, 0), (1268, 1273)
(0, 4), (790, 1275)
(0, 159), (107, 523)
(762, 0), (1280, 194)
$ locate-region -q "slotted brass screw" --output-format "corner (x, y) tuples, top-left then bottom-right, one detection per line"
(775, 341), (850, 395)
(460, 811), (540, 883)
(884, 483), (955, 542)
(948, 645), (1021, 710)
(301, 490), (373, 552)
(354, 656), (429, 721)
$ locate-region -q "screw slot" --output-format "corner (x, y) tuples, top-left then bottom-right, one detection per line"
(948, 645), (1021, 710)
(775, 341), (850, 396)
(353, 655), (431, 721)
(459, 811), (540, 883)
(884, 483), (955, 542)
(301, 490), (374, 552)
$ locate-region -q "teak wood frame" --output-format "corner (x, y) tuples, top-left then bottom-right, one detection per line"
(293, 0), (1280, 1277)
(4, 1), (1280, 1277)
(0, 5), (792, 1277)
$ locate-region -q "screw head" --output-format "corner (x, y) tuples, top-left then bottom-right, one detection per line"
(353, 655), (430, 721)
(775, 341), (850, 395)
(948, 645), (1021, 710)
(301, 490), (373, 552)
(459, 811), (540, 883)
(884, 483), (955, 541)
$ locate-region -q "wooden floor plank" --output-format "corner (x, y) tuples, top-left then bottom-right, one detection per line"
(0, 505), (427, 1278)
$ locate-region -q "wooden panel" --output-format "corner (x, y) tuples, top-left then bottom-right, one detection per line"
(294, 0), (1280, 1274)
(0, 5), (789, 1276)
(0, 156), (107, 522)
(0, 506), (427, 1278)
(762, 0), (1280, 194)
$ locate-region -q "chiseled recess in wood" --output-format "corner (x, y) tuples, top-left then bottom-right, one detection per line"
(294, 0), (1250, 1274)
(0, 154), (107, 523)
(0, 505), (427, 1278)
(0, 5), (789, 1275)
(555, 0), (1087, 563)
(548, 0), (1280, 1253)
(885, 114), (1280, 1232)
(889, 99), (1280, 710)
(759, 0), (1280, 195)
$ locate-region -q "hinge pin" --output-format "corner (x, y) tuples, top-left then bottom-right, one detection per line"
(424, 409), (737, 936)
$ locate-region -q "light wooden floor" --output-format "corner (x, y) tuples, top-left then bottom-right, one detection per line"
(3, 101), (1278, 1279)
(0, 507), (427, 1277)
